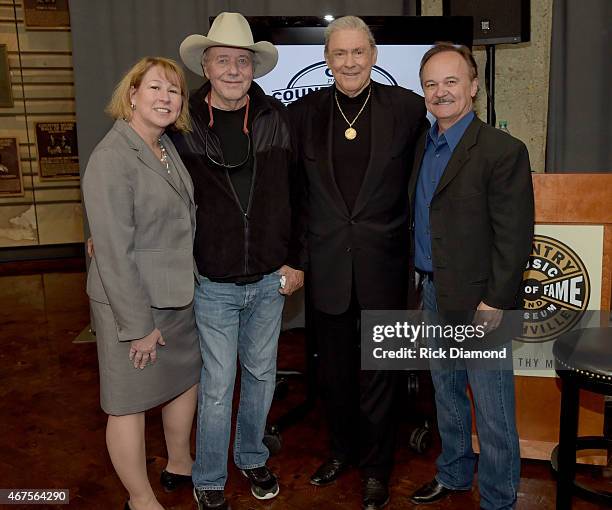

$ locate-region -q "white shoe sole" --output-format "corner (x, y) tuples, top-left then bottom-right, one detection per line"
(251, 484), (279, 500)
(240, 469), (280, 500)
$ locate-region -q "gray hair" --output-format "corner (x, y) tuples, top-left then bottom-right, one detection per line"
(324, 16), (376, 54)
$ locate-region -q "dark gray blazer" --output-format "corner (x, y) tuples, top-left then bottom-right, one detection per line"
(83, 120), (196, 341)
(409, 115), (534, 312)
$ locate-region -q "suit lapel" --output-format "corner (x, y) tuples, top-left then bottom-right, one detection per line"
(161, 133), (193, 205)
(434, 116), (481, 197)
(352, 82), (394, 217)
(114, 120), (188, 204)
(313, 89), (349, 217)
(409, 129), (428, 201)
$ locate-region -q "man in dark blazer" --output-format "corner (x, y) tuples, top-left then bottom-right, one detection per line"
(408, 43), (534, 510)
(289, 15), (427, 510)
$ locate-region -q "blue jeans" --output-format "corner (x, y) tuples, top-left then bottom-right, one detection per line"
(421, 276), (520, 510)
(192, 274), (285, 489)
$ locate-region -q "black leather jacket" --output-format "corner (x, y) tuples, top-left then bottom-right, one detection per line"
(171, 81), (303, 279)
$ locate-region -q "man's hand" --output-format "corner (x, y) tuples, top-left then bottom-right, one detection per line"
(86, 237), (94, 258)
(473, 301), (503, 334)
(129, 328), (165, 369)
(277, 265), (304, 296)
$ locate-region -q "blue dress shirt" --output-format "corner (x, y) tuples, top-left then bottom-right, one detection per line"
(414, 111), (475, 272)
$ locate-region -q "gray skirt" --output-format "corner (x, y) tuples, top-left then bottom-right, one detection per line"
(91, 300), (202, 415)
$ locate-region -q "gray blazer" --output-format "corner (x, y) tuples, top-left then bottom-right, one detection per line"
(83, 120), (197, 342)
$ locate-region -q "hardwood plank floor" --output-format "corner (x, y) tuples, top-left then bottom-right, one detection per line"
(0, 264), (607, 509)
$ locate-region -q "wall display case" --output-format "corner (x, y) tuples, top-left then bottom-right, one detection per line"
(0, 138), (24, 197)
(0, 0), (83, 248)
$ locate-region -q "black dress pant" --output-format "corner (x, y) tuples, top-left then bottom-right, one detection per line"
(313, 292), (399, 482)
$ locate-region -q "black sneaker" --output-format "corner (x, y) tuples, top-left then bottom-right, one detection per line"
(193, 487), (229, 510)
(241, 466), (280, 500)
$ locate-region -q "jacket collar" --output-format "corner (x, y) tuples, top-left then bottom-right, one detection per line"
(433, 115), (482, 196)
(428, 110), (475, 153)
(409, 114), (484, 202)
(410, 113), (480, 200)
(312, 81), (391, 113)
(112, 119), (192, 205)
(190, 80), (271, 121)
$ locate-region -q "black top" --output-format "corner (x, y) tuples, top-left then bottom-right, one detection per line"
(210, 105), (253, 212)
(332, 85), (372, 213)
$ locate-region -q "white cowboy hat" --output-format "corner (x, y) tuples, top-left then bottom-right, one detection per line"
(179, 12), (278, 79)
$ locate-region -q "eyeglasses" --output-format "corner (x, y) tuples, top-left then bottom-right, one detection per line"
(205, 131), (251, 169)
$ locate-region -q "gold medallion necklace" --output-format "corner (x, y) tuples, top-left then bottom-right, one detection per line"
(334, 85), (371, 140)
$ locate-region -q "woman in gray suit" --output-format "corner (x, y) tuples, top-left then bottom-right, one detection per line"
(82, 57), (201, 510)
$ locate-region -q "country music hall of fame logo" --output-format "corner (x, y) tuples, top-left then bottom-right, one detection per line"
(271, 62), (398, 105)
(519, 235), (590, 343)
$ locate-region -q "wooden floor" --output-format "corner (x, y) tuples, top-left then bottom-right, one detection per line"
(0, 260), (608, 509)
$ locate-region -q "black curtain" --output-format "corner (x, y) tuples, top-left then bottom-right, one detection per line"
(545, 0), (611, 173)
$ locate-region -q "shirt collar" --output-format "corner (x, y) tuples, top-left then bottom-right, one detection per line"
(428, 111), (475, 152)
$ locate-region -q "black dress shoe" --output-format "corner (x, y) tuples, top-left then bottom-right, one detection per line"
(362, 478), (389, 510)
(310, 458), (350, 486)
(410, 478), (468, 504)
(160, 469), (192, 492)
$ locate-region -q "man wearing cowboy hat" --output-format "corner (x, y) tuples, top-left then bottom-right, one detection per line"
(172, 12), (304, 510)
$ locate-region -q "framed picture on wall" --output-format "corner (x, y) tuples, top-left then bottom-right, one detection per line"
(23, 0), (70, 29)
(0, 44), (13, 108)
(35, 122), (79, 180)
(0, 138), (24, 197)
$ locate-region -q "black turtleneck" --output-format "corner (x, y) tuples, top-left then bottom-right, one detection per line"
(332, 85), (372, 214)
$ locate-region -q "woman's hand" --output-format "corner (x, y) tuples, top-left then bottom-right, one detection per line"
(129, 328), (165, 369)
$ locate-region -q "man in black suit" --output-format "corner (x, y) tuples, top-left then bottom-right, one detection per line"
(289, 15), (427, 510)
(408, 43), (533, 510)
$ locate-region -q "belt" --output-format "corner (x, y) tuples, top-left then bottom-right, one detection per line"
(207, 274), (264, 286)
